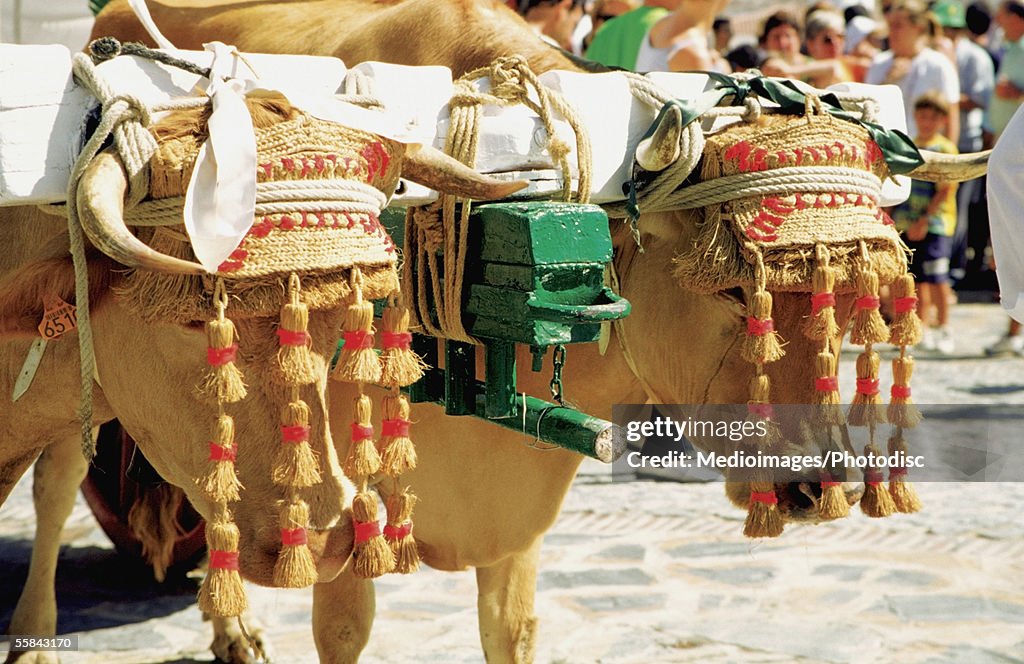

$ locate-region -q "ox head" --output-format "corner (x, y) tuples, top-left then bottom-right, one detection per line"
(23, 95), (521, 596)
(616, 102), (985, 532)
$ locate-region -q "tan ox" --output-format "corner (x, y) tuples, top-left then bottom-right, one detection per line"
(0, 89), (519, 663)
(81, 2), (990, 663)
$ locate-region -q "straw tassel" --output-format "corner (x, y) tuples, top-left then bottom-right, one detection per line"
(850, 264), (890, 346)
(888, 356), (923, 428)
(352, 490), (395, 578)
(379, 300), (426, 388)
(199, 414), (242, 503)
(741, 289), (785, 365)
(380, 392), (416, 476)
(345, 394), (382, 478)
(273, 499), (318, 588)
(887, 274), (922, 346)
(859, 443), (897, 518)
(803, 245), (840, 341)
(813, 351), (845, 425)
(818, 470), (850, 520)
(385, 489), (421, 574)
(277, 274), (317, 386)
(888, 433), (922, 513)
(198, 512), (247, 618)
(274, 400), (322, 487)
(197, 284), (247, 404)
(847, 349), (887, 426)
(743, 372), (783, 538)
(332, 269), (382, 385)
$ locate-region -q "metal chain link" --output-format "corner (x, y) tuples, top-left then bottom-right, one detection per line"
(549, 344), (566, 405)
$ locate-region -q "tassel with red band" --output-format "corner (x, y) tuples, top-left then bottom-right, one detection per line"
(804, 244), (840, 341)
(813, 351), (845, 425)
(345, 395), (382, 478)
(742, 372), (783, 538)
(277, 274), (317, 387)
(860, 443), (897, 517)
(385, 489), (420, 573)
(850, 260), (890, 346)
(199, 414), (242, 503)
(888, 433), (922, 513)
(273, 400), (322, 487)
(198, 512), (247, 617)
(273, 499), (318, 588)
(741, 289), (785, 364)
(888, 356), (923, 427)
(352, 491), (395, 578)
(847, 350), (887, 426)
(818, 470), (850, 520)
(380, 299), (426, 388)
(198, 286), (247, 404)
(888, 274), (923, 347)
(380, 393), (416, 476)
(332, 268), (383, 385)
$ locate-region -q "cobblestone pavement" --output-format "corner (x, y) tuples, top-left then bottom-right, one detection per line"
(3, 302), (1024, 663)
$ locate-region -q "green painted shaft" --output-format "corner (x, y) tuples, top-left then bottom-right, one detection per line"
(484, 341), (517, 418)
(420, 369), (623, 463)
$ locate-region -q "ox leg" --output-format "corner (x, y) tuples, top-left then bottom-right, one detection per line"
(5, 436), (88, 664)
(476, 538), (542, 664)
(206, 612), (269, 664)
(311, 564), (374, 664)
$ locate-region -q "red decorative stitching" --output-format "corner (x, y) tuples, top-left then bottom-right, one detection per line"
(279, 215), (296, 231)
(281, 157), (295, 173)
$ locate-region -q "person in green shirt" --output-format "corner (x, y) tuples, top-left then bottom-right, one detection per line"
(583, 0), (676, 69)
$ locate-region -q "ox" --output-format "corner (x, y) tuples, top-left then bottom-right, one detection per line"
(51, 1), (989, 663)
(0, 85), (520, 663)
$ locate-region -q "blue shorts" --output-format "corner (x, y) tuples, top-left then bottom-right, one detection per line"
(906, 233), (953, 284)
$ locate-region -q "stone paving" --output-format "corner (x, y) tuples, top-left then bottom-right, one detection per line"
(2, 302), (1024, 663)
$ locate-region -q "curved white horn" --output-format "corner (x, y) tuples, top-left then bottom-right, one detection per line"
(635, 104), (683, 172)
(77, 151), (205, 274)
(402, 144), (528, 200)
(907, 149), (990, 183)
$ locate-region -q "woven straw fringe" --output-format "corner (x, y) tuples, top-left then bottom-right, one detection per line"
(860, 442), (897, 517)
(273, 400), (322, 487)
(380, 393), (417, 476)
(385, 490), (421, 574)
(273, 499), (318, 588)
(199, 414), (242, 503)
(353, 491), (395, 578)
(198, 515), (247, 617)
(848, 350), (887, 426)
(888, 433), (922, 513)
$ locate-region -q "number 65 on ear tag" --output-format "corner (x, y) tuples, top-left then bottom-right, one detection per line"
(38, 295), (78, 340)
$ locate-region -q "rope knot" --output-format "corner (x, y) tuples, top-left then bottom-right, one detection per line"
(411, 203), (445, 251)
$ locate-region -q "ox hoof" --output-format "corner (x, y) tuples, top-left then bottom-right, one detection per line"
(209, 617), (272, 664)
(4, 650), (60, 664)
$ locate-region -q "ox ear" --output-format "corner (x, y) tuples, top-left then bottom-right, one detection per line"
(635, 104), (683, 173)
(0, 255), (114, 340)
(401, 144), (528, 200)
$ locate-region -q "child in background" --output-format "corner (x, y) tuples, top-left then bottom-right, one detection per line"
(892, 92), (959, 354)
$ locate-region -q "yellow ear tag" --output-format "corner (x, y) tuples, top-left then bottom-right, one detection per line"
(38, 295), (77, 340)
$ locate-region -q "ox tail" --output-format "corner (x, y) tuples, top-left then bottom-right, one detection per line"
(127, 482), (186, 582)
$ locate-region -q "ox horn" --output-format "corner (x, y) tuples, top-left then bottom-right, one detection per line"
(634, 104), (683, 173)
(401, 144), (528, 200)
(906, 149), (990, 183)
(77, 151), (205, 274)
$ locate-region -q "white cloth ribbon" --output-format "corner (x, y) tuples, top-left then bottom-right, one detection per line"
(183, 42), (258, 272)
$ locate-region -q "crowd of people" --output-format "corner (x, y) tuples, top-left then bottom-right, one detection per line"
(512, 0), (1024, 357)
